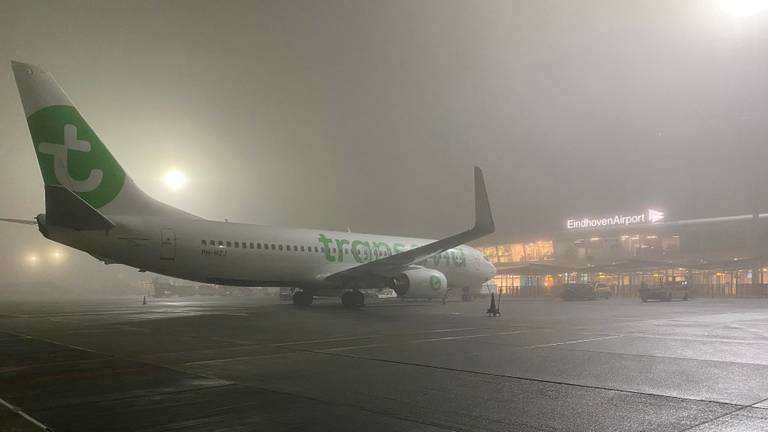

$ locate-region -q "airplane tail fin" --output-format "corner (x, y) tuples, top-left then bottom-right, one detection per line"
(11, 61), (198, 220)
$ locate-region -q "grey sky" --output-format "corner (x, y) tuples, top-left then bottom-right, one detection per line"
(2, 0), (768, 274)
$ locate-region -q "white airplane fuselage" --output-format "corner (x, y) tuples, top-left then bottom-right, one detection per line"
(41, 215), (494, 292)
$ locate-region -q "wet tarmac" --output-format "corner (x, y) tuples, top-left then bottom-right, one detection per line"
(1, 295), (768, 431)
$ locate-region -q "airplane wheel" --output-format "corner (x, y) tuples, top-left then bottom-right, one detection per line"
(341, 291), (355, 308)
(293, 291), (313, 307)
(341, 291), (365, 308)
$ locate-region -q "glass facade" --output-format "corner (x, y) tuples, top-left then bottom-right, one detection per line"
(478, 215), (768, 298)
(479, 240), (554, 265)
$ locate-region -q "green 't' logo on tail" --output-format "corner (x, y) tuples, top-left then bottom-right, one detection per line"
(27, 106), (125, 208)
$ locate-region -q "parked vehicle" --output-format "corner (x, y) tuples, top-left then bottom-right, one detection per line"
(561, 283), (611, 301)
(639, 280), (690, 302)
(593, 283), (613, 299)
(560, 283), (597, 301)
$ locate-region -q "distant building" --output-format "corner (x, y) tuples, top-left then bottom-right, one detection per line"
(478, 209), (768, 298)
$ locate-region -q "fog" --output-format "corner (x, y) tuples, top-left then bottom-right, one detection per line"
(2, 1), (768, 294)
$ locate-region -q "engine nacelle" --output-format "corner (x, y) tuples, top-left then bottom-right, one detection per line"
(389, 268), (448, 298)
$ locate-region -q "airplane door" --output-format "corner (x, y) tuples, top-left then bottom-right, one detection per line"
(160, 229), (176, 260)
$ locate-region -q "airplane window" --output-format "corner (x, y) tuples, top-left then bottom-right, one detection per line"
(201, 240), (207, 246)
(226, 241), (231, 247)
(271, 244), (275, 250)
(293, 245), (298, 252)
(315, 247), (319, 253)
(250, 243), (254, 249)
(279, 245), (283, 251)
(257, 243), (262, 249)
(218, 241), (223, 246)
(300, 246), (305, 252)
(234, 242), (239, 248)
(210, 240), (215, 245)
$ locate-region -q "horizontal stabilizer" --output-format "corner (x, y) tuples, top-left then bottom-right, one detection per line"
(0, 218), (37, 225)
(45, 185), (115, 230)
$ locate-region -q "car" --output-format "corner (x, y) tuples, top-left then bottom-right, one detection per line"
(639, 280), (690, 302)
(560, 282), (613, 301)
(594, 283), (613, 299)
(561, 283), (594, 301)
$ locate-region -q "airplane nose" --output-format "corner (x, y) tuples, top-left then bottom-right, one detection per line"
(485, 261), (496, 281)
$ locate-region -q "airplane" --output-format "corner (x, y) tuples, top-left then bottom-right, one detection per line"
(4, 61), (497, 308)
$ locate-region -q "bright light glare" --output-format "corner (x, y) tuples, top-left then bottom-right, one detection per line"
(50, 249), (65, 261)
(25, 254), (39, 266)
(163, 170), (188, 190)
(720, 0), (768, 16)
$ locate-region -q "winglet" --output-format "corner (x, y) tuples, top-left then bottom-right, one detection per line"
(324, 166), (496, 281)
(473, 166), (495, 235)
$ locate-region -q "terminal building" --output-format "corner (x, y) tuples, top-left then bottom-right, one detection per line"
(477, 209), (768, 298)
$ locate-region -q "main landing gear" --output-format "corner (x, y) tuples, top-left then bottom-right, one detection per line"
(292, 290), (314, 307)
(341, 290), (365, 308)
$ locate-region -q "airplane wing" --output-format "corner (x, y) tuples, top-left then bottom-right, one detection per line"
(325, 166), (494, 283)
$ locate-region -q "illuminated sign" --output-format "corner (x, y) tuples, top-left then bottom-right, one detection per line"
(648, 209), (665, 223)
(566, 209), (664, 230)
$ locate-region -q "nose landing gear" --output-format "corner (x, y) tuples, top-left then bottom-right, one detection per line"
(292, 290), (314, 307)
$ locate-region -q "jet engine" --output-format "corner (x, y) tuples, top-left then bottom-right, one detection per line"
(389, 268), (448, 298)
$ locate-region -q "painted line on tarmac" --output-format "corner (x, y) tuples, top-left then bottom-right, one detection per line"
(619, 333), (768, 345)
(527, 335), (622, 348)
(185, 352), (299, 366)
(272, 335), (376, 347)
(410, 334), (494, 343)
(319, 344), (389, 352)
(0, 396), (51, 431)
(418, 327), (478, 333)
(278, 330), (533, 351)
(410, 329), (532, 343)
(272, 328), (483, 347)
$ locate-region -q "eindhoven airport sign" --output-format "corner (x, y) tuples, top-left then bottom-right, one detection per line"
(566, 209), (665, 230)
